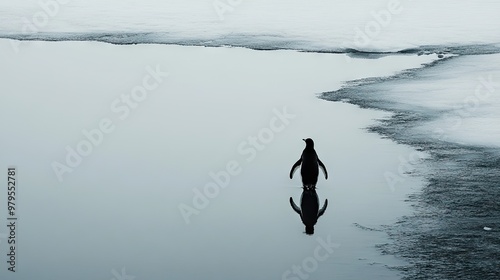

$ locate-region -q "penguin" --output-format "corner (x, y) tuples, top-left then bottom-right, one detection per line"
(290, 189), (328, 235)
(289, 138), (328, 188)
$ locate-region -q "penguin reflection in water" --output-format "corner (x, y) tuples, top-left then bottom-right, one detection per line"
(289, 189), (328, 235)
(289, 138), (329, 235)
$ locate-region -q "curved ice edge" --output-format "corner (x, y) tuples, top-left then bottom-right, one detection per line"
(1, 31), (500, 55)
(324, 52), (500, 279)
(320, 54), (457, 109)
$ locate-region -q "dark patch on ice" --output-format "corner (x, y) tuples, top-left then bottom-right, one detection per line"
(321, 55), (500, 279)
(353, 223), (383, 232)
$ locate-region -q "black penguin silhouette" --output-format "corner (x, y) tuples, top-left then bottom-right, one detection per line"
(290, 188), (328, 235)
(290, 138), (328, 188)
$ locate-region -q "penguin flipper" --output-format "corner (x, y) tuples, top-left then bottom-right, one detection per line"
(318, 199), (328, 218)
(318, 159), (328, 180)
(289, 158), (302, 179)
(289, 197), (301, 215)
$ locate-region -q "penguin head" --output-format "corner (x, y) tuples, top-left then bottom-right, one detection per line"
(302, 138), (314, 148)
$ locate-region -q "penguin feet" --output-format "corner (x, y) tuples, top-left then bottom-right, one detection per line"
(303, 184), (316, 191)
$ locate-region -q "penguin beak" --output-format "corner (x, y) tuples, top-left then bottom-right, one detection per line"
(302, 139), (306, 142)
